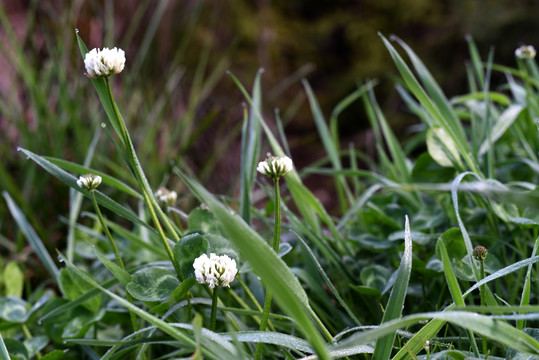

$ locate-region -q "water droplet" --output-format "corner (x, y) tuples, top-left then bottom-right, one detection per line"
(63, 340), (67, 345)
(101, 123), (106, 128)
(37, 320), (42, 325)
(91, 243), (95, 248)
(16, 147), (21, 151)
(75, 28), (79, 34)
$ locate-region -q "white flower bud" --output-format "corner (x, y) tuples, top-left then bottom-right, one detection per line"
(257, 154), (293, 179)
(515, 45), (536, 60)
(84, 47), (126, 78)
(77, 174), (102, 191)
(193, 253), (238, 289)
(155, 187), (177, 206)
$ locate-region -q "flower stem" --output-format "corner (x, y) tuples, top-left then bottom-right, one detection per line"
(255, 177), (282, 360)
(210, 287), (219, 331)
(90, 190), (124, 269)
(104, 77), (181, 275)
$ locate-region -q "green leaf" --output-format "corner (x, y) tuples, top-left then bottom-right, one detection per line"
(0, 332), (10, 360)
(40, 298), (102, 342)
(507, 328), (539, 360)
(58, 268), (101, 313)
(23, 336), (48, 358)
(3, 339), (28, 360)
(3, 262), (24, 298)
(94, 247), (131, 286)
(427, 127), (462, 167)
(0, 297), (28, 323)
(188, 208), (220, 234)
(372, 215), (413, 360)
(126, 267), (180, 302)
(170, 278), (197, 303)
(176, 171), (330, 359)
(361, 265), (392, 293)
(40, 350), (67, 360)
(174, 233), (209, 280)
(478, 104), (524, 156)
(436, 228), (467, 261)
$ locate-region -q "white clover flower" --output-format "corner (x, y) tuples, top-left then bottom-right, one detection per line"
(84, 47), (126, 78)
(256, 154), (293, 179)
(77, 174), (102, 191)
(193, 253), (238, 289)
(515, 45), (536, 60)
(155, 187), (177, 206)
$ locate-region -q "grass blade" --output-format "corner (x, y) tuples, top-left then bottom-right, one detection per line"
(19, 147), (151, 231)
(3, 192), (59, 280)
(372, 215), (412, 360)
(239, 69), (263, 224)
(176, 170), (331, 360)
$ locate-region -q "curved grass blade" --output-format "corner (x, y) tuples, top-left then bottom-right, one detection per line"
(239, 69), (262, 224)
(303, 79), (351, 212)
(45, 156), (142, 199)
(334, 311), (539, 355)
(0, 331), (10, 360)
(293, 232), (362, 326)
(3, 192), (59, 280)
(519, 236), (539, 329)
(19, 147), (151, 231)
(438, 239), (479, 355)
(176, 171), (331, 360)
(372, 215), (412, 360)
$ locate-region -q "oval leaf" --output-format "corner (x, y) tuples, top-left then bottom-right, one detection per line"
(127, 268), (180, 302)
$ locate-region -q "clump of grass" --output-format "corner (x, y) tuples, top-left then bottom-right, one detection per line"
(2, 18), (539, 360)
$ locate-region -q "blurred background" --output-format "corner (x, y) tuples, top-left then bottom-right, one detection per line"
(1, 0), (538, 265)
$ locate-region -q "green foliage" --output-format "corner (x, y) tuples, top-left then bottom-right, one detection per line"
(2, 9), (539, 358)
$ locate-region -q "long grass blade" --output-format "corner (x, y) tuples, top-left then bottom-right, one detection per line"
(372, 216), (413, 360)
(239, 69), (263, 224)
(3, 192), (59, 280)
(176, 170), (331, 360)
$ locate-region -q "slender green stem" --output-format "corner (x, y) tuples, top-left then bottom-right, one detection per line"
(142, 190), (176, 267)
(104, 77), (181, 248)
(210, 287), (219, 331)
(255, 177), (282, 360)
(271, 178), (281, 252)
(91, 189), (140, 334)
(91, 190), (124, 269)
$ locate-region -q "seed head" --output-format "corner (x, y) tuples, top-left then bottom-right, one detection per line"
(473, 245), (488, 262)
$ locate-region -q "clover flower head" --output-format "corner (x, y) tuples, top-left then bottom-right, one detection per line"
(256, 154), (293, 179)
(84, 47), (126, 78)
(515, 45), (536, 60)
(77, 174), (102, 191)
(155, 187), (177, 206)
(473, 245), (488, 262)
(193, 253), (238, 289)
